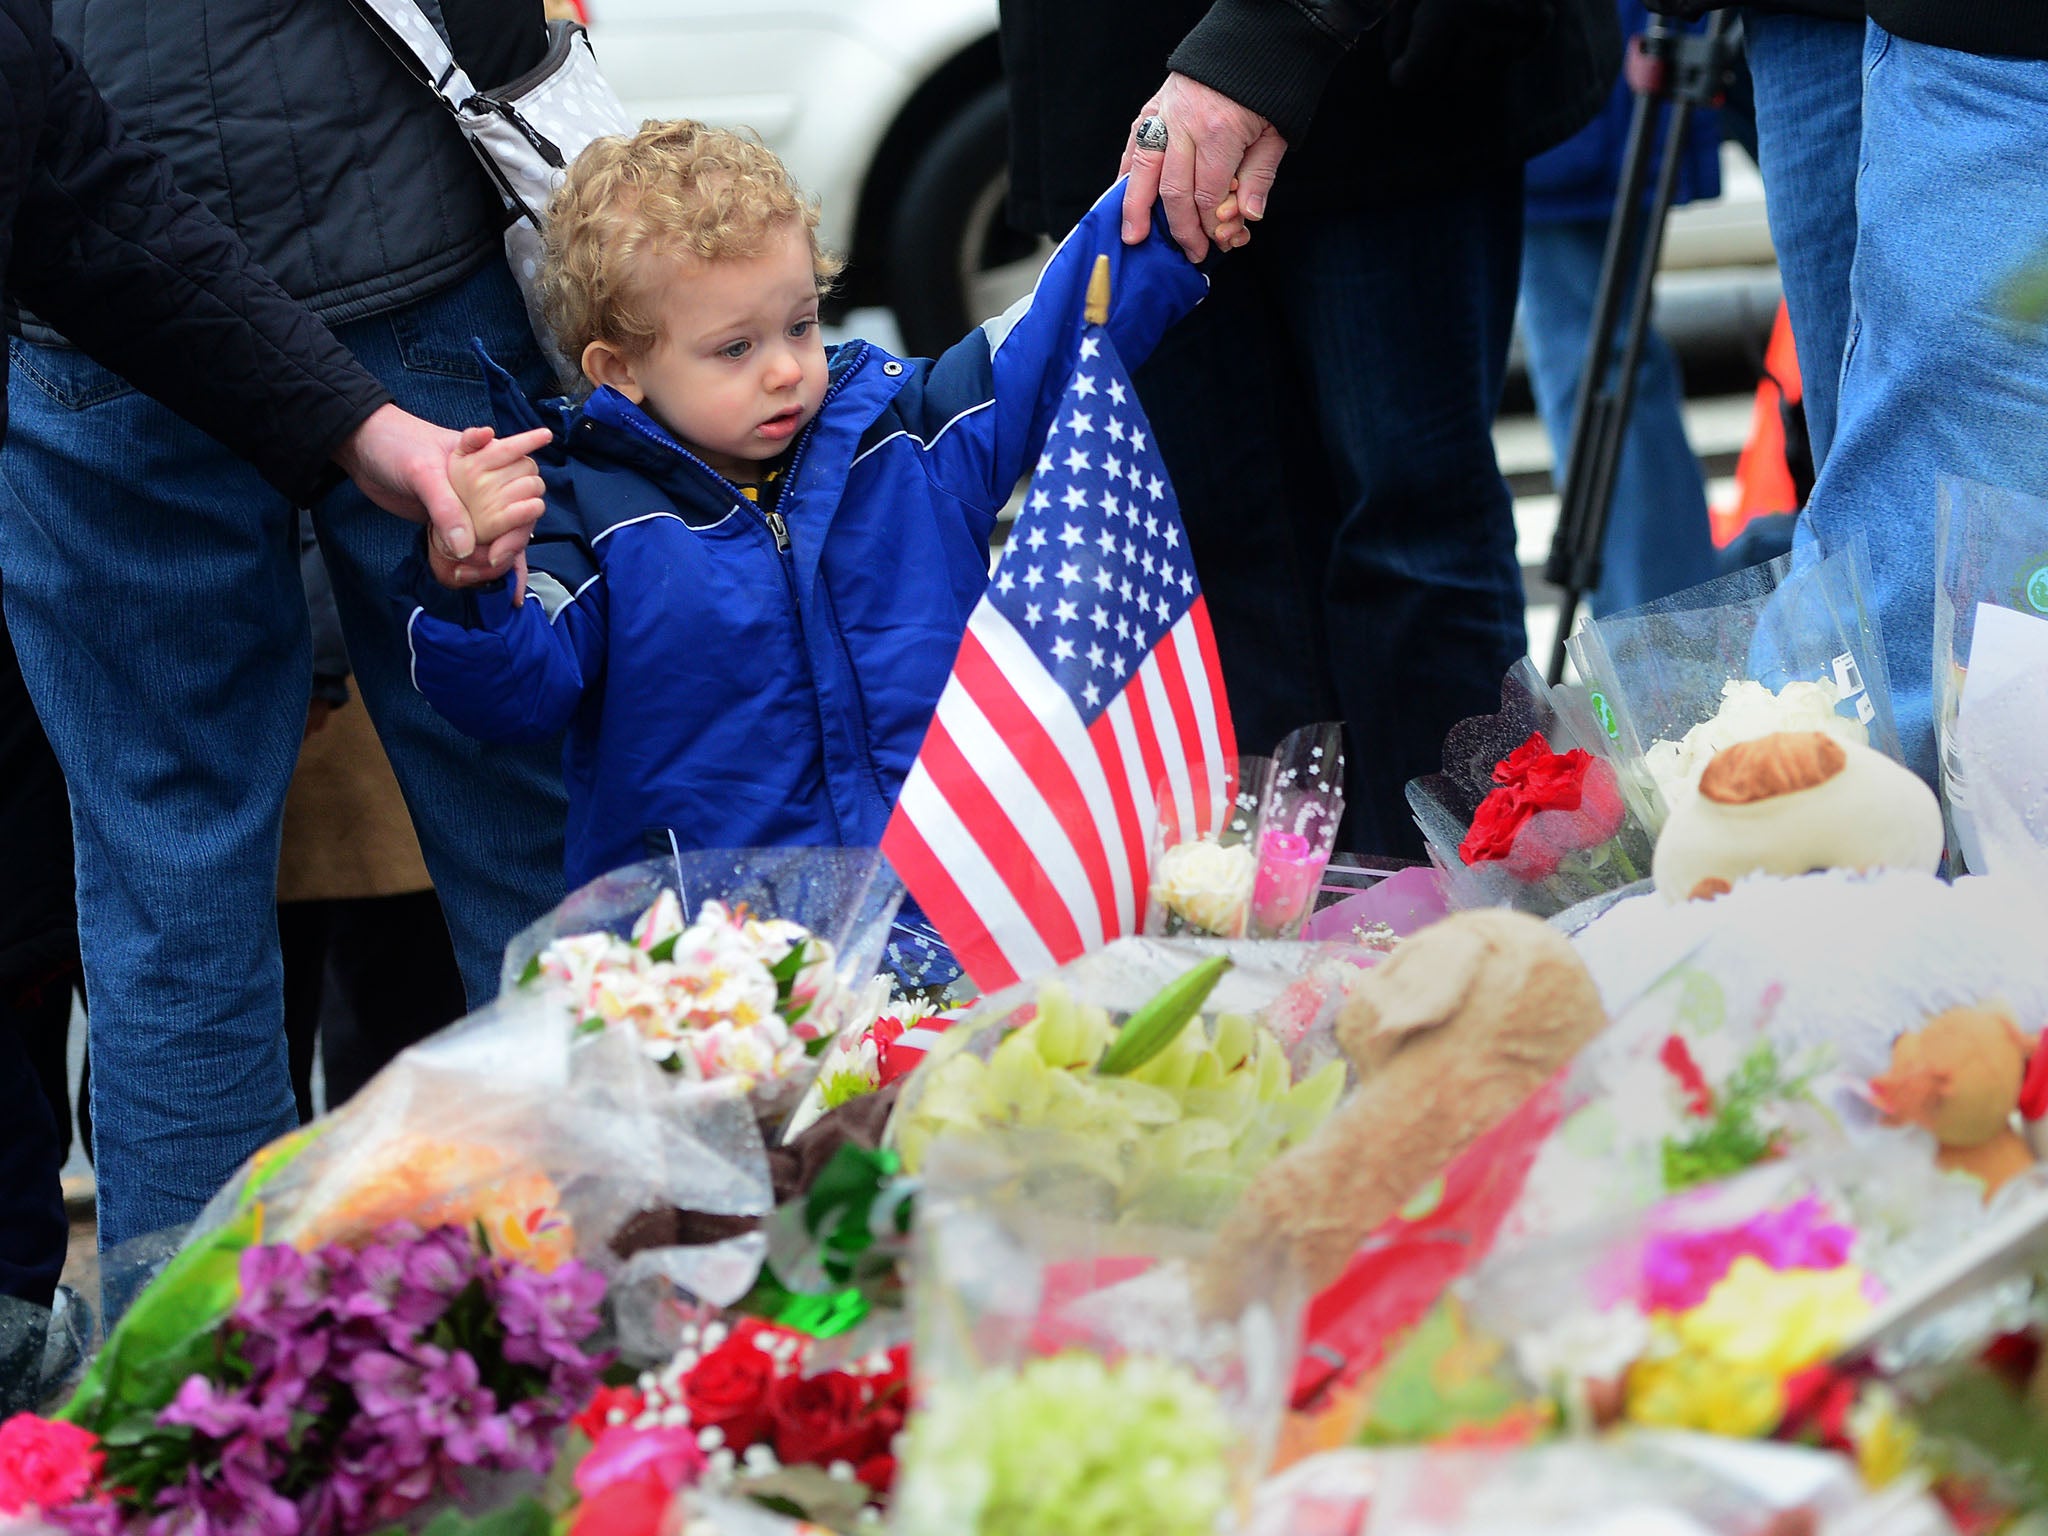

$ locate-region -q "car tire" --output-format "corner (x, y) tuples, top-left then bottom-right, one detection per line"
(886, 81), (1050, 358)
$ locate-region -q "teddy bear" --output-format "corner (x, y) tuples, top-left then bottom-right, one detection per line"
(1870, 1005), (2044, 1200)
(1651, 731), (1944, 903)
(1201, 908), (1608, 1313)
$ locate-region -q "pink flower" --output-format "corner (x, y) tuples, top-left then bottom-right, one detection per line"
(572, 1426), (706, 1500)
(1641, 1197), (1858, 1313)
(0, 1414), (103, 1514)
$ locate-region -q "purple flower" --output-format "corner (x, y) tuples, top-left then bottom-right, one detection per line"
(328, 1235), (455, 1342)
(231, 1244), (329, 1338)
(157, 1375), (257, 1440)
(146, 1462), (299, 1536)
(490, 1260), (604, 1371)
(46, 1503), (124, 1536)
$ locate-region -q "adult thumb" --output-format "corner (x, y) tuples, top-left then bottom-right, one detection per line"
(1236, 128), (1288, 221)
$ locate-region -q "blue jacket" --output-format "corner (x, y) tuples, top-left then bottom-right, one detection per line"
(1524, 0), (1721, 226)
(404, 183), (1208, 892)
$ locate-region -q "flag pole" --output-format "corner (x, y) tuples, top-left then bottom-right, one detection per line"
(1084, 254), (1111, 326)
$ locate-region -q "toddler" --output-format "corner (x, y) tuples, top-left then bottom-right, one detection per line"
(403, 121), (1218, 978)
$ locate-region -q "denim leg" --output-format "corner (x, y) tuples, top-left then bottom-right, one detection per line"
(1267, 175), (1530, 857)
(1743, 8), (1864, 468)
(0, 347), (303, 1247)
(316, 262), (568, 1006)
(1800, 25), (2048, 784)
(1519, 218), (1718, 616)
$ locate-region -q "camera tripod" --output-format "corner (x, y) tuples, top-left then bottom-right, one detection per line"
(1542, 7), (1742, 686)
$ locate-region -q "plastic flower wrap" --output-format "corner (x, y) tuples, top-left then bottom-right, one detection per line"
(1145, 724), (1345, 941)
(892, 1180), (1300, 1536)
(506, 850), (903, 1126)
(1565, 540), (1900, 833)
(1407, 661), (1654, 917)
(887, 938), (1356, 1228)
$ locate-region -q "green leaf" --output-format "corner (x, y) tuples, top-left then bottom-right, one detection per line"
(516, 954), (544, 987)
(647, 933), (678, 962)
(371, 1496), (557, 1536)
(575, 1016), (605, 1036)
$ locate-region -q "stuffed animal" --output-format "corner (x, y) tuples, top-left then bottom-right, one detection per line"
(1870, 1005), (2042, 1199)
(1652, 731), (1943, 903)
(1201, 909), (1607, 1313)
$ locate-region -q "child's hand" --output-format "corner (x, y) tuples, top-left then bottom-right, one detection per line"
(1211, 179), (1251, 253)
(439, 425), (552, 601)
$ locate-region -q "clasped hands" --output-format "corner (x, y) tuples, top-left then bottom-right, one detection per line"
(1119, 71), (1287, 261)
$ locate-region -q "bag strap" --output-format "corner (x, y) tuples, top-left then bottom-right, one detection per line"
(343, 0), (481, 111)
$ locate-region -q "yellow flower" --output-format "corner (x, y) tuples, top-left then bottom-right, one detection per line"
(1674, 1256), (1872, 1377)
(1847, 1386), (1918, 1488)
(1624, 1258), (1873, 1439)
(1626, 1330), (1786, 1437)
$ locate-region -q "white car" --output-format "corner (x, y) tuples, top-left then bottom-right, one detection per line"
(582, 0), (1774, 359)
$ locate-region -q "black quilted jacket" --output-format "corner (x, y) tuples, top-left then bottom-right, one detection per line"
(0, 0), (388, 504)
(1003, 0), (1619, 232)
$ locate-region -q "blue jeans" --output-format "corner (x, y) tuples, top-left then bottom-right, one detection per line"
(1519, 218), (1720, 616)
(1744, 8), (1864, 469)
(1796, 24), (2048, 784)
(1130, 172), (1528, 857)
(0, 260), (568, 1248)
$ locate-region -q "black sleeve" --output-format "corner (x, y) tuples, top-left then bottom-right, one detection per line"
(1167, 0), (1387, 144)
(6, 38), (393, 506)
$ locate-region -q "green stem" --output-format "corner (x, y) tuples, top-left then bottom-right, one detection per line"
(1609, 839), (1641, 884)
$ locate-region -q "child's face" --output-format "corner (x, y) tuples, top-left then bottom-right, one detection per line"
(586, 222), (828, 482)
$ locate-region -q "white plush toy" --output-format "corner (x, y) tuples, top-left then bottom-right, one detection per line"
(1651, 730), (1944, 902)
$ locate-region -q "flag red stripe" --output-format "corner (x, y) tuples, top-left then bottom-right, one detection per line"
(954, 631), (1122, 945)
(1150, 627), (1216, 834)
(1120, 665), (1173, 838)
(1187, 596), (1237, 767)
(917, 714), (1089, 963)
(1086, 708), (1152, 931)
(880, 804), (1019, 992)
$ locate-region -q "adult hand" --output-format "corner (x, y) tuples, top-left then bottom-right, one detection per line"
(1120, 72), (1288, 261)
(331, 403), (537, 583)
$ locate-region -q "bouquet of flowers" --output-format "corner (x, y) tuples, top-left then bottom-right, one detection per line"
(2, 1224), (607, 1536)
(1146, 723), (1345, 941)
(887, 939), (1355, 1227)
(559, 1318), (908, 1535)
(1407, 662), (1654, 918)
(1566, 540), (1900, 833)
(506, 850), (904, 1127)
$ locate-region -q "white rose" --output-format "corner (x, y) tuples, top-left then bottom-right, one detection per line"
(1150, 836), (1256, 936)
(1512, 1306), (1651, 1394)
(1645, 678), (1870, 800)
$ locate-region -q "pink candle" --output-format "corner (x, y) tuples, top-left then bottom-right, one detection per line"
(1253, 829), (1325, 933)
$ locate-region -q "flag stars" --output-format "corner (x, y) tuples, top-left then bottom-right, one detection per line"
(1072, 373), (1097, 398)
(1053, 596), (1078, 623)
(1131, 428), (1147, 453)
(1036, 450), (1053, 476)
(1127, 463), (1144, 489)
(1023, 564), (1045, 589)
(1094, 567), (1114, 591)
(1111, 654), (1128, 677)
(1180, 570), (1195, 595)
(1122, 538), (1139, 564)
(1147, 474), (1166, 501)
(1023, 601), (1043, 627)
(1061, 484), (1088, 511)
(1164, 524), (1180, 549)
(1051, 636), (1076, 662)
(1056, 564), (1081, 589)
(1108, 379), (1127, 405)
(1080, 336), (1100, 359)
(1065, 447), (1091, 473)
(1144, 513), (1160, 539)
(1096, 529), (1118, 557)
(1104, 454), (1123, 481)
(1067, 409), (1094, 436)
(1083, 681), (1102, 707)
(1141, 551), (1156, 577)
(1106, 418), (1126, 443)
(1087, 642), (1106, 668)
(1025, 523), (1049, 551)
(1058, 522), (1083, 549)
(1116, 615), (1131, 642)
(995, 568), (1015, 595)
(1119, 577), (1135, 603)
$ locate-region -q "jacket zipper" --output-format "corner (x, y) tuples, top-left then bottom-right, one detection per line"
(764, 509), (791, 551)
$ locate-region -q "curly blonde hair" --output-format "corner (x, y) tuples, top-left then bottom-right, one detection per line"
(539, 120), (843, 367)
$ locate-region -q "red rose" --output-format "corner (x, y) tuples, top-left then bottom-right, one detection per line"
(569, 1474), (671, 1536)
(572, 1384), (646, 1443)
(855, 1454), (897, 1494)
(0, 1414), (102, 1514)
(1459, 786), (1534, 864)
(683, 1330), (781, 1451)
(768, 1371), (877, 1469)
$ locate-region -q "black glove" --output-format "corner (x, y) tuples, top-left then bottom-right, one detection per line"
(1383, 0), (1558, 90)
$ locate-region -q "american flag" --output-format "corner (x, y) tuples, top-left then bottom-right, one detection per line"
(882, 319), (1236, 990)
